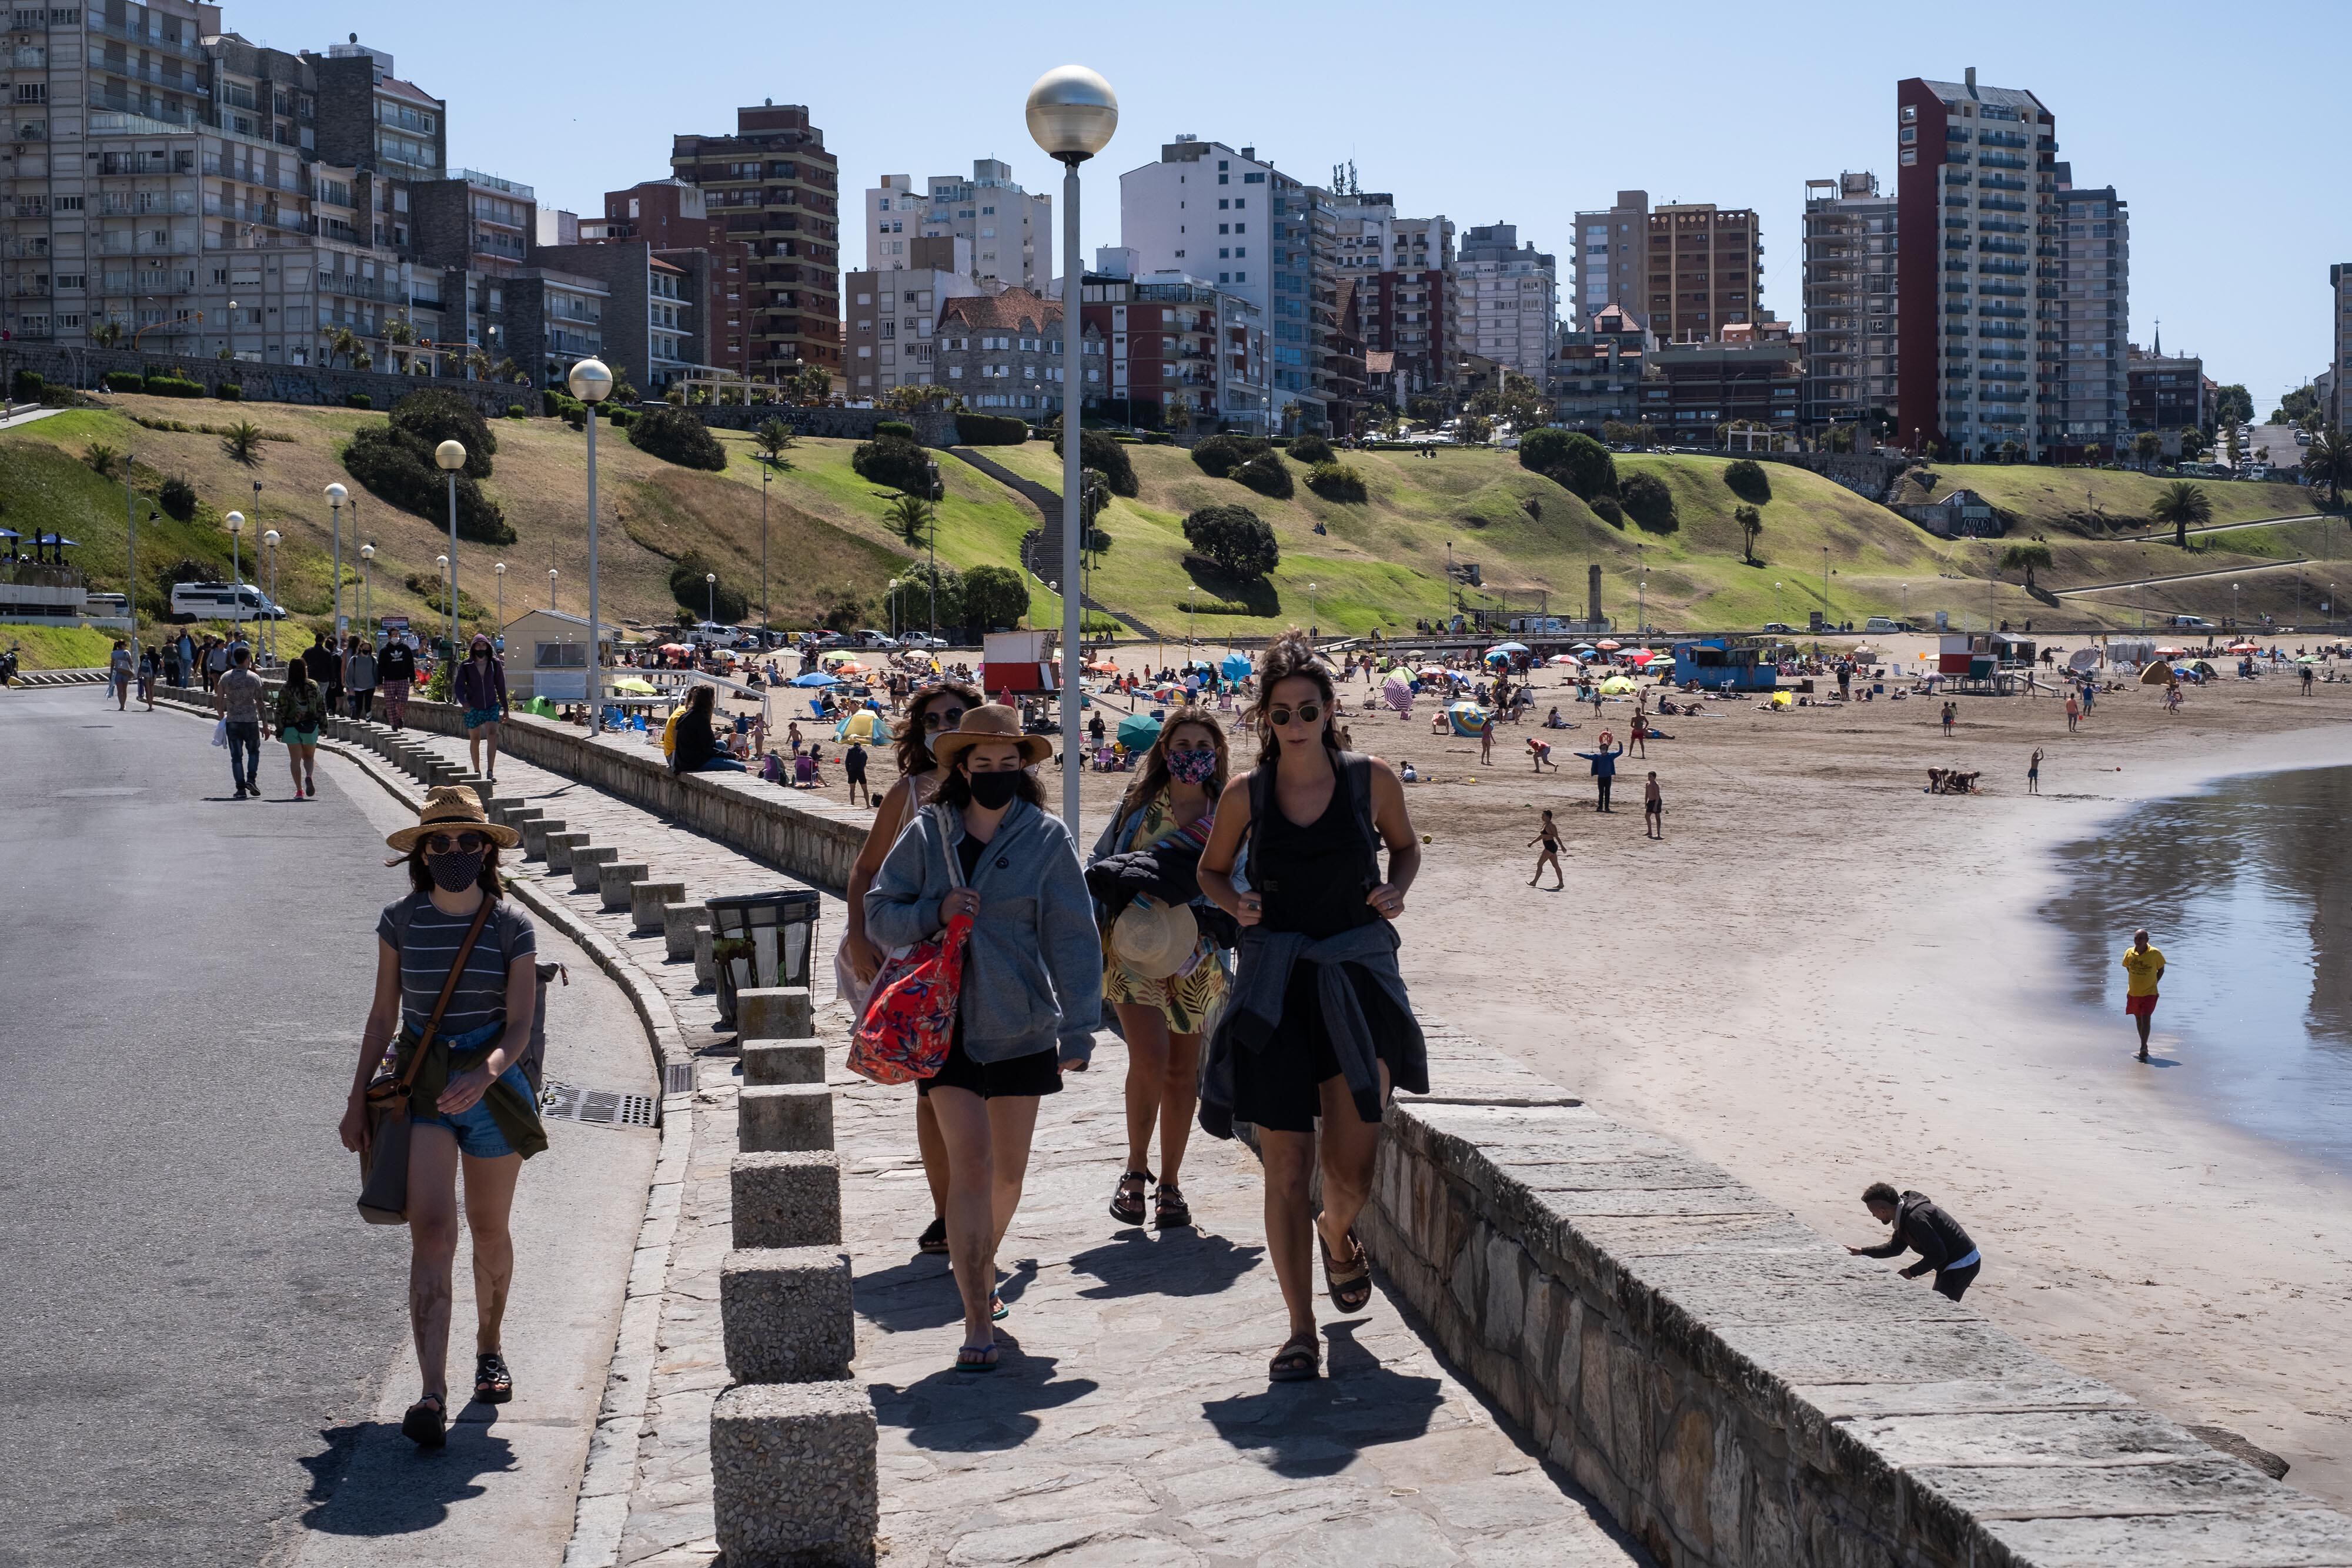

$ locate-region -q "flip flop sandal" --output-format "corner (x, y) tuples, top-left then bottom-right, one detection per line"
(400, 1395), (447, 1449)
(1268, 1333), (1321, 1383)
(917, 1216), (949, 1255)
(1318, 1226), (1374, 1314)
(474, 1351), (513, 1406)
(1108, 1168), (1152, 1226)
(991, 1290), (1008, 1322)
(955, 1342), (1000, 1374)
(1154, 1182), (1192, 1230)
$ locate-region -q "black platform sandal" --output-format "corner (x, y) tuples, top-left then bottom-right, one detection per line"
(1268, 1332), (1321, 1383)
(400, 1394), (447, 1449)
(917, 1215), (948, 1255)
(475, 1351), (513, 1406)
(1154, 1181), (1192, 1230)
(1108, 1168), (1152, 1226)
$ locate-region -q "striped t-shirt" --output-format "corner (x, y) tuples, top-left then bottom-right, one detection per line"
(377, 892), (536, 1039)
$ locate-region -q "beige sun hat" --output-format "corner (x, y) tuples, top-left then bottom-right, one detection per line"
(385, 783), (520, 852)
(930, 702), (1053, 768)
(1111, 897), (1199, 980)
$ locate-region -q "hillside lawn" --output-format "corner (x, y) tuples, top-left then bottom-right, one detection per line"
(1895, 464), (2317, 533)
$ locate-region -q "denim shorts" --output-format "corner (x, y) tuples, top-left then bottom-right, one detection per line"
(411, 1060), (535, 1159)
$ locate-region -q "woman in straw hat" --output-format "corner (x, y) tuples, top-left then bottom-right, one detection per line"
(339, 785), (547, 1447)
(865, 704), (1102, 1373)
(1085, 704), (1232, 1232)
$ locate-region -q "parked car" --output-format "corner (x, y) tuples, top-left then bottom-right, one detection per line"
(897, 632), (951, 650)
(1762, 621), (1798, 634)
(1864, 616), (1903, 634)
(2170, 615), (2214, 629)
(853, 629), (900, 649)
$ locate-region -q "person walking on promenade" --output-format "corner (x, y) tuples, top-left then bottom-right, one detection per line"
(301, 631), (339, 716)
(341, 786), (545, 1447)
(108, 638), (133, 710)
(214, 644), (266, 799)
(2027, 747), (2043, 795)
(378, 634), (416, 731)
(839, 678), (984, 1256)
(1196, 631), (1426, 1384)
(204, 635), (229, 693)
(1644, 771), (1664, 839)
(455, 634), (509, 783)
(1088, 706), (1232, 1233)
(1527, 809), (1564, 889)
(136, 643), (158, 710)
(2122, 927), (2166, 1061)
(1848, 1182), (1982, 1300)
(345, 633), (379, 721)
(865, 705), (1102, 1373)
(273, 656), (329, 799)
(1573, 735), (1624, 813)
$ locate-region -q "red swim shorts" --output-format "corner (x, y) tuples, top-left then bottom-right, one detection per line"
(2124, 992), (2159, 1017)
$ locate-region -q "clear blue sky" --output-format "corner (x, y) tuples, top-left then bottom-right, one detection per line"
(225, 0), (2350, 412)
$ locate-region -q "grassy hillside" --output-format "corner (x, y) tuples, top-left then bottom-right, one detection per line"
(1895, 464), (2317, 534)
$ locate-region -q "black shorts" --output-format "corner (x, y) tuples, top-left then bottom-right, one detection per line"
(916, 1024), (1062, 1100)
(1228, 962), (1411, 1134)
(1933, 1262), (1980, 1302)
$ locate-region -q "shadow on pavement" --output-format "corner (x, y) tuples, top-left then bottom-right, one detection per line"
(868, 1338), (1101, 1453)
(1199, 1319), (1444, 1479)
(1065, 1226), (1265, 1299)
(295, 1412), (517, 1536)
(855, 1256), (1038, 1332)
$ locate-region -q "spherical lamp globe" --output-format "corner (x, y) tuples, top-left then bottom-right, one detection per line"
(435, 439), (466, 472)
(1024, 66), (1117, 163)
(567, 358), (613, 404)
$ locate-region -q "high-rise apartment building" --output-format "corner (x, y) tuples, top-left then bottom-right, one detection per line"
(1573, 190), (1649, 324)
(1455, 222), (1556, 382)
(2044, 169), (2127, 457)
(1895, 69), (2072, 461)
(669, 103), (841, 385)
(864, 159), (1048, 292)
(1800, 171), (1899, 434)
(843, 236), (980, 398)
(1330, 191), (1452, 400)
(1120, 136), (1333, 430)
(1645, 203), (1760, 344)
(587, 179), (754, 378)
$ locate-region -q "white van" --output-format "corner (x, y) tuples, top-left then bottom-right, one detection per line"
(1865, 616), (1902, 634)
(170, 580), (284, 620)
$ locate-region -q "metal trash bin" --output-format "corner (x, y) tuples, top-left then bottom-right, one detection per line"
(707, 890), (821, 1029)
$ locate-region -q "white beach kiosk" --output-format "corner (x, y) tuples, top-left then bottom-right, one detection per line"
(503, 608), (622, 704)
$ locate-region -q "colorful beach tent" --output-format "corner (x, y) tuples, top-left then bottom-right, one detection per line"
(1598, 675), (1637, 694)
(834, 708), (885, 742)
(1444, 701), (1491, 737)
(1221, 653), (1253, 680)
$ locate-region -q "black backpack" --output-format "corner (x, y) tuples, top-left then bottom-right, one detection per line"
(1244, 750), (1382, 906)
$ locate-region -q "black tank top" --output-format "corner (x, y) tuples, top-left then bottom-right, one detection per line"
(1257, 773), (1378, 941)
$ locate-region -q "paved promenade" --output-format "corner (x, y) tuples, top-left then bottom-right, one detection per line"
(358, 724), (1643, 1567)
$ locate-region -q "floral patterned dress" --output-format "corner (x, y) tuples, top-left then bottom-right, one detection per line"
(1101, 791), (1228, 1035)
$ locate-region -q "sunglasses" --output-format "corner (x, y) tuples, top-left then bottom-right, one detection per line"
(920, 706), (970, 731)
(423, 831), (488, 854)
(1266, 702), (1324, 727)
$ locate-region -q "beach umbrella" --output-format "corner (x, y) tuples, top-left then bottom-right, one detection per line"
(1598, 675), (1637, 694)
(1486, 641), (1531, 656)
(1085, 660), (1119, 674)
(1382, 679), (1414, 714)
(1546, 653), (1582, 667)
(1444, 701), (1490, 736)
(1117, 713), (1163, 752)
(2067, 649), (2103, 673)
(1626, 650), (1659, 664)
(789, 670), (840, 688)
(1220, 653), (1253, 680)
(1571, 643), (1597, 654)
(612, 676), (657, 694)
(1595, 638), (1622, 651)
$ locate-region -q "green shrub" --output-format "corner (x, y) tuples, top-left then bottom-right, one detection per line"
(953, 412), (1028, 445)
(851, 433), (934, 493)
(1288, 433), (1335, 465)
(541, 387), (570, 419)
(1723, 457), (1772, 504)
(1234, 452), (1294, 500)
(158, 474), (198, 522)
(605, 406), (637, 431)
(1591, 496), (1625, 528)
(212, 382), (243, 401)
(669, 551), (747, 621)
(1519, 428), (1617, 500)
(624, 405), (721, 467)
(342, 388), (510, 544)
(389, 388), (497, 473)
(11, 369), (44, 402)
(1307, 462), (1366, 502)
(962, 563), (1031, 633)
(874, 419), (918, 441)
(345, 393), (373, 409)
(1182, 504), (1279, 580)
(1621, 471), (1678, 531)
(104, 371), (145, 393)
(1050, 423), (1137, 496)
(1191, 432), (1270, 477)
(885, 563), (964, 632)
(506, 404), (528, 419)
(144, 375), (205, 398)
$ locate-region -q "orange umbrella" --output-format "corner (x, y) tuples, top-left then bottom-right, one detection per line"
(1596, 638), (1622, 651)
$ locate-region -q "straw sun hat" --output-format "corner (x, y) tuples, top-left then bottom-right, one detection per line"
(929, 703), (1052, 768)
(1111, 898), (1200, 980)
(385, 784), (520, 852)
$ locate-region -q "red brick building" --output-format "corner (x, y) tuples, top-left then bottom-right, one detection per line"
(668, 104), (841, 385)
(584, 178), (753, 378)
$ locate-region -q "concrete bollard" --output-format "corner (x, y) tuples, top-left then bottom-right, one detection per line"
(736, 986), (814, 1041)
(631, 881), (686, 934)
(520, 817), (566, 859)
(599, 862), (649, 911)
(664, 902), (713, 961)
(731, 1151), (843, 1249)
(545, 831), (589, 872)
(710, 1380), (877, 1568)
(694, 925), (716, 985)
(570, 845), (618, 892)
(484, 797), (526, 824)
(719, 1248), (854, 1383)
(741, 1040), (826, 1087)
(739, 1084), (833, 1152)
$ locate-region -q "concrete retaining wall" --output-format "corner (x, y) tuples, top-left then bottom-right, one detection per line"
(1359, 1029), (2352, 1567)
(679, 403), (955, 447)
(10, 341), (519, 416)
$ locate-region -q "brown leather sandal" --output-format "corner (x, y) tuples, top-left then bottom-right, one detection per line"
(1269, 1332), (1321, 1383)
(1318, 1225), (1373, 1313)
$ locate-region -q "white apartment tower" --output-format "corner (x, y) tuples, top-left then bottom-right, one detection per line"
(1455, 222), (1556, 382)
(1800, 171), (1899, 434)
(864, 159), (1049, 292)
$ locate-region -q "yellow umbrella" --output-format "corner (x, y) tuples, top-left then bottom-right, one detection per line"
(612, 676), (657, 694)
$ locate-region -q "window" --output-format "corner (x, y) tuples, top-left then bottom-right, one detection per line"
(878, 197), (890, 210)
(1243, 172), (1265, 184)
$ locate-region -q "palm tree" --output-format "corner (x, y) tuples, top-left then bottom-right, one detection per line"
(465, 347), (493, 381)
(1999, 541), (2053, 590)
(753, 417), (798, 469)
(1735, 504), (1765, 566)
(91, 320), (125, 350)
(883, 492), (935, 549)
(2132, 432), (2163, 468)
(2304, 427), (2352, 514)
(219, 419), (266, 467)
(2150, 480), (2214, 550)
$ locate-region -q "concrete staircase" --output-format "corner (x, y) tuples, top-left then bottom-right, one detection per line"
(947, 445), (1164, 641)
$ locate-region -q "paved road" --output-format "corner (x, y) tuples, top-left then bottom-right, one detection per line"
(2056, 554), (2316, 597)
(0, 687), (655, 1567)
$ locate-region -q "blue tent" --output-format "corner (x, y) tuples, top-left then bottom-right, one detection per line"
(1220, 653), (1253, 680)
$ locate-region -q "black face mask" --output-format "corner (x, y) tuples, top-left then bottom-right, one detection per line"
(965, 771), (1020, 810)
(425, 846), (487, 892)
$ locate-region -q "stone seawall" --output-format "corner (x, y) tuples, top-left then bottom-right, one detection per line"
(1358, 1027), (2352, 1567)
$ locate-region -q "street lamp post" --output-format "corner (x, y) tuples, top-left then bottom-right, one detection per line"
(548, 568), (558, 614)
(435, 439), (466, 654)
(1822, 545), (1831, 628)
(760, 466), (771, 637)
(123, 460), (138, 659)
(360, 543), (375, 643)
(887, 577), (900, 640)
(226, 511), (244, 646)
(436, 553), (450, 653)
(1027, 62), (1119, 833)
(569, 359), (615, 726)
(325, 483), (347, 636)
(706, 571), (717, 623)
(262, 529), (279, 664)
(494, 561), (506, 630)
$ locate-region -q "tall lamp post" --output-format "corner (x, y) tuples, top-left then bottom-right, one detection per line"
(1027, 62), (1118, 832)
(225, 511), (245, 647)
(435, 439), (466, 654)
(568, 358), (614, 724)
(548, 567), (559, 614)
(325, 483), (347, 637)
(760, 466), (772, 638)
(359, 542), (375, 643)
(436, 553), (450, 653)
(494, 561), (506, 632)
(706, 571), (717, 624)
(262, 529), (279, 664)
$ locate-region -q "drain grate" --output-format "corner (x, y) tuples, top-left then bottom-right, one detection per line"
(539, 1079), (662, 1129)
(662, 1061), (696, 1096)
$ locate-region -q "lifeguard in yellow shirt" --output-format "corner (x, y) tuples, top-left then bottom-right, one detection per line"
(2120, 927), (2166, 1062)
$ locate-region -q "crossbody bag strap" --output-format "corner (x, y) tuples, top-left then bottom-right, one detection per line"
(396, 897), (496, 1092)
(932, 803), (966, 892)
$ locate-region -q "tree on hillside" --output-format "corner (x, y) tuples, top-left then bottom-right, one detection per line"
(2214, 383), (2255, 427)
(753, 417), (799, 469)
(1999, 541), (2054, 590)
(220, 419), (266, 467)
(1619, 471), (1678, 532)
(1735, 504), (1765, 566)
(2273, 385), (2320, 427)
(1182, 504), (1279, 581)
(2132, 431), (2164, 467)
(883, 492), (936, 549)
(2177, 426), (2209, 460)
(962, 563), (1030, 633)
(784, 362), (833, 406)
(1518, 429), (1616, 500)
(2150, 481), (2213, 550)
(2303, 427), (2351, 513)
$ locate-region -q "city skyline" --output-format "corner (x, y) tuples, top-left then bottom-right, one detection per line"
(202, 0), (2352, 410)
